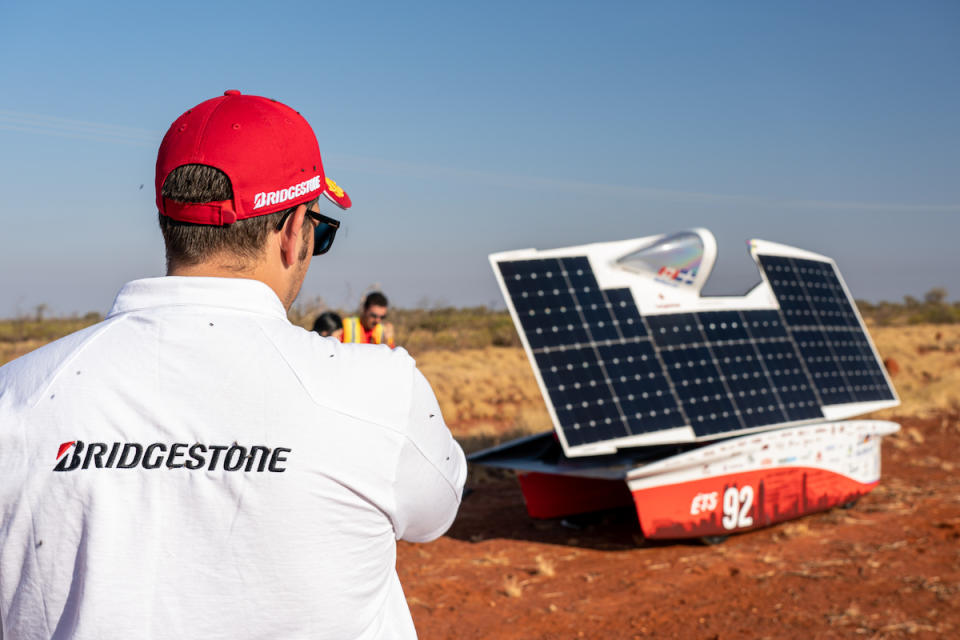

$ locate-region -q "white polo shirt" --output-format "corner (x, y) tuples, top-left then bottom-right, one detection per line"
(0, 277), (466, 640)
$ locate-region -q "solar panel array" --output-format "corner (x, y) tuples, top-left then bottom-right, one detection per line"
(758, 255), (894, 405)
(497, 253), (893, 451)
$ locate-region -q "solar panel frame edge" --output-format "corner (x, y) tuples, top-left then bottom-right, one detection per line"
(751, 247), (899, 414)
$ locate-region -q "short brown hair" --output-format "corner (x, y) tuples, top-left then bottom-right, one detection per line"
(159, 164), (311, 271)
(364, 291), (388, 309)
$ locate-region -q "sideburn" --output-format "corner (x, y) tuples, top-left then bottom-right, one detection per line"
(297, 219), (312, 262)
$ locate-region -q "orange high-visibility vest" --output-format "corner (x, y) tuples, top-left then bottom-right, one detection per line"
(341, 317), (394, 347)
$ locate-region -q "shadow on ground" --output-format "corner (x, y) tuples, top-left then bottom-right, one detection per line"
(448, 466), (711, 551)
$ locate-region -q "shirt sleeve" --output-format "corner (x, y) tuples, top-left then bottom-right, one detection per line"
(391, 368), (467, 543)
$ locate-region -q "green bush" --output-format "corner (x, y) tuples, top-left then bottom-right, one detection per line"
(857, 289), (960, 326)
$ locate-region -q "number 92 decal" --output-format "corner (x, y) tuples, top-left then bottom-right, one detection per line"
(721, 485), (754, 530)
(689, 485), (755, 530)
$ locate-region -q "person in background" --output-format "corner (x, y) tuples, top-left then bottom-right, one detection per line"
(312, 311), (343, 339)
(342, 291), (395, 347)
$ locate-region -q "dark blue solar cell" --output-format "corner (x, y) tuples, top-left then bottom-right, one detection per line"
(576, 402), (628, 443)
(597, 342), (686, 435)
(658, 346), (741, 437)
(532, 346), (629, 444)
(824, 329), (862, 362)
(810, 299), (850, 329)
(560, 256), (599, 288)
(685, 397), (742, 437)
(560, 402), (627, 445)
(741, 310), (789, 339)
(711, 343), (788, 428)
(599, 342), (662, 382)
(824, 330), (894, 402)
(534, 257), (620, 344)
(759, 256), (815, 325)
(500, 259), (596, 349)
(659, 346), (715, 379)
(762, 257), (854, 330)
(501, 259), (557, 295)
(780, 299), (816, 326)
(819, 267), (861, 328)
(516, 298), (582, 349)
(605, 288), (648, 339)
(647, 313), (702, 348)
(578, 294), (620, 342)
(754, 340), (823, 422)
(698, 311), (750, 342)
(757, 255), (789, 273)
(535, 347), (600, 395)
(497, 259), (524, 279)
(792, 328), (855, 405)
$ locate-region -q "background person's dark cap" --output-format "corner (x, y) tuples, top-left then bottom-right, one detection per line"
(155, 90), (351, 225)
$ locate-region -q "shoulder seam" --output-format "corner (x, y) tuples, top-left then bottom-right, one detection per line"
(253, 321), (414, 432)
(25, 315), (129, 409)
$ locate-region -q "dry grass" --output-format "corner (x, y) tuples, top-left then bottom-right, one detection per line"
(868, 324), (960, 419)
(501, 574), (525, 598)
(473, 552), (511, 567)
(533, 554), (556, 578)
(415, 347), (550, 438)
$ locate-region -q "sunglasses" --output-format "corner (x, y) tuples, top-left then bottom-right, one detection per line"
(276, 207), (341, 256)
(365, 311), (387, 321)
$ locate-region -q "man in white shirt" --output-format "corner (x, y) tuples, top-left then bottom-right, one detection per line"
(0, 90), (466, 639)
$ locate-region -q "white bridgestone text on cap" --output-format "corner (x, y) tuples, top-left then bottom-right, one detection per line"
(253, 175), (322, 210)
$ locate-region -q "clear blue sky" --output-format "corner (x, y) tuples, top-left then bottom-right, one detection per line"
(1, 1), (958, 316)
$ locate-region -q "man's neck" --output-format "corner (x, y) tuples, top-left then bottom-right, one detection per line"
(168, 258), (291, 310)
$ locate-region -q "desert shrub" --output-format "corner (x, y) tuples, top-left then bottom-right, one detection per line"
(390, 307), (520, 353)
(858, 289), (960, 326)
(0, 314), (103, 343)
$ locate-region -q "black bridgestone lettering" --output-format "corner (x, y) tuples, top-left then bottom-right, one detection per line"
(246, 446), (270, 472)
(207, 445), (228, 470)
(223, 445), (247, 472)
(117, 443), (143, 469)
(186, 444), (207, 470)
(142, 443), (167, 469)
(105, 442), (121, 467)
(82, 442), (109, 469)
(166, 443), (187, 469)
(54, 441), (291, 472)
(269, 447), (291, 472)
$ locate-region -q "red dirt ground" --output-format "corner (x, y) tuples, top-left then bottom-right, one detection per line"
(398, 412), (960, 639)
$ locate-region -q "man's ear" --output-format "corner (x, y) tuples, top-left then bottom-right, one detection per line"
(279, 204), (308, 267)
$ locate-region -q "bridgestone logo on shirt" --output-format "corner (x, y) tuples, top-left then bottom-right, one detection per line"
(253, 175), (322, 210)
(53, 440), (291, 473)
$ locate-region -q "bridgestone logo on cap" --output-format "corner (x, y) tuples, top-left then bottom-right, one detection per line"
(253, 175), (322, 210)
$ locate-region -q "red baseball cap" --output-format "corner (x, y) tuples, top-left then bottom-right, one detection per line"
(156, 90), (351, 225)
